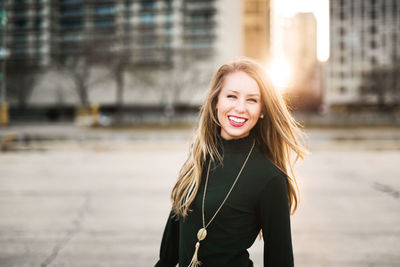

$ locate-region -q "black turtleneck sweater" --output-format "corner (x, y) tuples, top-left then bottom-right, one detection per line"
(155, 134), (293, 267)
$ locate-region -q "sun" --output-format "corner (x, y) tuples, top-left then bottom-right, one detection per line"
(264, 57), (293, 92)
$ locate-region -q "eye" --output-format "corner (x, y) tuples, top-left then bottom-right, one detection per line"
(247, 98), (258, 103)
(227, 94), (237, 99)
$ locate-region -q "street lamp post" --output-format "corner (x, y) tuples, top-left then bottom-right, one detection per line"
(0, 6), (8, 126)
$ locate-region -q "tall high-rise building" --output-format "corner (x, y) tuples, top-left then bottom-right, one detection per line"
(328, 0), (400, 110)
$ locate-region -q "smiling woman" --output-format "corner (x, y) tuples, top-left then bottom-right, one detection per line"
(155, 57), (308, 267)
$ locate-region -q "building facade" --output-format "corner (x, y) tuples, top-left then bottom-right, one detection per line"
(283, 12), (317, 88)
(1, 0), (271, 110)
(242, 0), (271, 63)
(328, 0), (400, 110)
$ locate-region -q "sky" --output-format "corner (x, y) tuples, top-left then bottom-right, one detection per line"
(273, 0), (330, 62)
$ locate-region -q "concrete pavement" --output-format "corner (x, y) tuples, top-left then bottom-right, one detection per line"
(0, 125), (399, 266)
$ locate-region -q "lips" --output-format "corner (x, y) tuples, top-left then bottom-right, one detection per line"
(228, 115), (248, 127)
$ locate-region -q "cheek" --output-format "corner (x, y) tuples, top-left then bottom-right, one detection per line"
(216, 99), (228, 115)
(215, 99), (224, 122)
(251, 104), (262, 118)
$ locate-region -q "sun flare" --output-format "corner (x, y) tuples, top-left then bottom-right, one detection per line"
(265, 57), (293, 92)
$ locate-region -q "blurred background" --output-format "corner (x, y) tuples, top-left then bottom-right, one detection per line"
(0, 0), (399, 266)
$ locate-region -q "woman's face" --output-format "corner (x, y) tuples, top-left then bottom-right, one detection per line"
(216, 71), (262, 140)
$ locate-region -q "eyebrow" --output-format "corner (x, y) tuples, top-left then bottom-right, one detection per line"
(227, 89), (260, 97)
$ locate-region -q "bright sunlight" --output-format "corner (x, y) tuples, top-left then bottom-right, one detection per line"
(265, 57), (293, 92)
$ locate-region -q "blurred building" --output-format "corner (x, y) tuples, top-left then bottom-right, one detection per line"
(282, 12), (322, 112)
(1, 0), (273, 120)
(4, 0), (218, 67)
(242, 0), (271, 63)
(283, 13), (317, 89)
(328, 0), (400, 112)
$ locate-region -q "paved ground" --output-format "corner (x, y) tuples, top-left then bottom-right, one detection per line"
(0, 125), (399, 266)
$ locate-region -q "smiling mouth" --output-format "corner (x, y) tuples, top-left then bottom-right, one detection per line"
(228, 115), (248, 126)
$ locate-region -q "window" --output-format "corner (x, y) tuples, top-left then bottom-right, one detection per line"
(191, 40), (212, 49)
(95, 6), (116, 15)
(370, 40), (377, 49)
(369, 10), (376, 20)
(61, 20), (83, 29)
(340, 41), (346, 50)
(62, 33), (84, 41)
(369, 25), (377, 34)
(94, 19), (114, 28)
(141, 0), (155, 9)
(61, 8), (84, 17)
(340, 11), (345, 20)
(14, 34), (27, 41)
(165, 14), (173, 23)
(14, 47), (29, 54)
(14, 10), (26, 17)
(35, 18), (42, 28)
(60, 0), (83, 3)
(141, 14), (155, 24)
(245, 1), (259, 13)
(165, 0), (172, 9)
(14, 20), (27, 28)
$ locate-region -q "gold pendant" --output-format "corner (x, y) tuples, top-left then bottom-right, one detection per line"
(197, 228), (207, 241)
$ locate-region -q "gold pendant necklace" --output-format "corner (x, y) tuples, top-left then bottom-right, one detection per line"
(188, 139), (255, 267)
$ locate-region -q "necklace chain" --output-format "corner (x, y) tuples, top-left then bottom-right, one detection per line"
(188, 139), (256, 267)
(201, 139), (255, 229)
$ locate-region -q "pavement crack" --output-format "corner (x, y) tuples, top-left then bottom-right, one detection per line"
(41, 192), (91, 267)
(372, 182), (400, 199)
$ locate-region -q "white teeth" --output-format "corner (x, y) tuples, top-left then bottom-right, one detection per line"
(229, 116), (246, 123)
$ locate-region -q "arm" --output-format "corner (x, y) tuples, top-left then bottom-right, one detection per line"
(154, 211), (179, 267)
(257, 174), (294, 267)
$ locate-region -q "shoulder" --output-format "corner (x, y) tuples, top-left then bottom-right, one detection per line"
(239, 146), (287, 196)
(249, 146), (286, 181)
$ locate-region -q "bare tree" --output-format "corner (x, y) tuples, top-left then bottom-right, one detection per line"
(54, 39), (111, 108)
(144, 53), (212, 115)
(104, 49), (130, 123)
(6, 62), (39, 113)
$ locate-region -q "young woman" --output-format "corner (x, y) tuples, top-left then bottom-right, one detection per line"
(155, 58), (308, 267)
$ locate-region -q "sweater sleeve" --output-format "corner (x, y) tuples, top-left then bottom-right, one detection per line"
(257, 174), (294, 267)
(154, 210), (179, 267)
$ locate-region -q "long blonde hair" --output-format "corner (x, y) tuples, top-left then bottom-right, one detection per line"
(171, 58), (308, 218)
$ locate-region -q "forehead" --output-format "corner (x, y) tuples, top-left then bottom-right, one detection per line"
(221, 71), (260, 95)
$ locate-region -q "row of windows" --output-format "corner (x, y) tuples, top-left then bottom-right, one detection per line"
(334, 83), (399, 95)
(58, 0), (173, 9)
(58, 14), (174, 29)
(336, 35), (398, 51)
(337, 0), (397, 7)
(335, 3), (398, 20)
(335, 50), (400, 66)
(336, 55), (380, 65)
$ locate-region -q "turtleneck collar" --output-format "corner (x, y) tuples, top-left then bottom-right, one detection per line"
(217, 131), (255, 153)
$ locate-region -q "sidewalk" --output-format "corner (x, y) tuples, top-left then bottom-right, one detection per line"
(1, 123), (400, 151)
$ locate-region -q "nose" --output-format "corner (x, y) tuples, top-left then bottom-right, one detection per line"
(234, 98), (246, 114)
